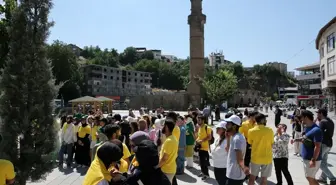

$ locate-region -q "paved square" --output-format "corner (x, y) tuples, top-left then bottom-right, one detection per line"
(27, 109), (336, 185)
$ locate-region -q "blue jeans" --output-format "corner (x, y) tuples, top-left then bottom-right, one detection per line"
(320, 144), (336, 181)
(176, 149), (185, 174)
(59, 143), (74, 166)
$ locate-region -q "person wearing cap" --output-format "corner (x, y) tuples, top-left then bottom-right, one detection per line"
(316, 108), (336, 185)
(59, 115), (77, 168)
(225, 114), (248, 185)
(238, 111), (257, 170)
(83, 142), (123, 185)
(294, 110), (322, 185)
(195, 114), (212, 181)
(75, 115), (92, 168)
(212, 121), (229, 185)
(247, 113), (274, 185)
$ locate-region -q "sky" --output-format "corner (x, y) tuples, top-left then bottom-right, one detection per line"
(47, 0), (335, 71)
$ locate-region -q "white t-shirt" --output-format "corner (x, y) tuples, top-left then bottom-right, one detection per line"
(212, 138), (228, 168)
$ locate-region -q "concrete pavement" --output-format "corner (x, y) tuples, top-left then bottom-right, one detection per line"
(26, 109), (336, 185)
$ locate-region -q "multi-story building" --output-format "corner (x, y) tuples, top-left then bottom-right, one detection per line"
(209, 51), (226, 67)
(295, 62), (325, 107)
(266, 62), (288, 73)
(278, 87), (299, 105)
(81, 64), (152, 100)
(316, 17), (336, 111)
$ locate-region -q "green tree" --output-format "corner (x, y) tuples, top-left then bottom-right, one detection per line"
(47, 40), (81, 103)
(119, 47), (139, 65)
(202, 70), (238, 104)
(0, 0), (17, 71)
(272, 93), (279, 101)
(141, 50), (154, 60)
(81, 46), (119, 67)
(0, 0), (58, 184)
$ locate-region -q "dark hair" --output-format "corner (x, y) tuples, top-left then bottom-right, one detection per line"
(278, 123), (287, 131)
(178, 115), (184, 121)
(113, 114), (122, 121)
(100, 118), (108, 125)
(248, 111), (258, 117)
(255, 113), (267, 124)
(300, 105), (306, 110)
(97, 142), (123, 169)
(164, 119), (175, 133)
(110, 139), (124, 154)
(104, 124), (121, 139)
(167, 111), (178, 122)
(130, 122), (139, 133)
(151, 117), (157, 127)
(225, 113), (233, 119)
(301, 110), (314, 121)
(216, 129), (226, 147)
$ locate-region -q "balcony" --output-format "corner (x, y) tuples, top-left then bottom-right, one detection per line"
(296, 73), (320, 81)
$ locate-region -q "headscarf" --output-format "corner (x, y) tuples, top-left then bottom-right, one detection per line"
(130, 131), (150, 146)
(83, 142), (122, 185)
(134, 140), (159, 171)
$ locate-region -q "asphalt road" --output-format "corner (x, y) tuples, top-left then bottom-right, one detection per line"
(27, 109), (336, 185)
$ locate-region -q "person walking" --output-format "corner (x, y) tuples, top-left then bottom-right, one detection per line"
(316, 108), (336, 185)
(291, 115), (303, 156)
(247, 113), (274, 185)
(274, 105), (282, 127)
(212, 121), (229, 185)
(225, 114), (248, 185)
(273, 124), (294, 185)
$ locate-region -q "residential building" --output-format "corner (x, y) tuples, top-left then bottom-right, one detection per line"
(266, 62), (287, 73)
(295, 62), (325, 107)
(81, 64), (152, 99)
(278, 86), (299, 105)
(151, 49), (162, 60)
(209, 51), (226, 67)
(68, 44), (82, 57)
(162, 54), (177, 63)
(316, 17), (336, 111)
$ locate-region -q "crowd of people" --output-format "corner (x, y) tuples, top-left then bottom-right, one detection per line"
(1, 106), (335, 185)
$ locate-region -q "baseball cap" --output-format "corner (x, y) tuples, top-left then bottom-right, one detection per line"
(316, 108), (328, 116)
(225, 115), (242, 126)
(216, 121), (227, 129)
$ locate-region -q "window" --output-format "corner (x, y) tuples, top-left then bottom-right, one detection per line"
(327, 33), (335, 52)
(321, 65), (325, 80)
(104, 75), (107, 79)
(104, 69), (107, 72)
(320, 43), (324, 58)
(110, 70), (113, 73)
(110, 76), (113, 80)
(327, 56), (335, 76)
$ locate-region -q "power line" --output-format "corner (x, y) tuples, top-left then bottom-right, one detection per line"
(284, 39), (316, 64)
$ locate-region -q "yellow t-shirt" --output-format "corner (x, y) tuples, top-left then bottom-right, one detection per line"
(122, 143), (131, 160)
(197, 124), (212, 151)
(239, 120), (255, 139)
(78, 125), (91, 138)
(0, 160), (15, 185)
(160, 135), (178, 174)
(83, 157), (111, 185)
(248, 125), (274, 164)
(172, 125), (180, 141)
(91, 125), (98, 141)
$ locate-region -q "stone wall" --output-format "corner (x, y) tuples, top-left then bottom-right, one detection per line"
(129, 92), (189, 111)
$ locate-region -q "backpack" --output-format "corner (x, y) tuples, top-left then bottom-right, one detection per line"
(205, 125), (214, 145)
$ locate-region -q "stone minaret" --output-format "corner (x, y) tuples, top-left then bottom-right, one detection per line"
(187, 0), (206, 108)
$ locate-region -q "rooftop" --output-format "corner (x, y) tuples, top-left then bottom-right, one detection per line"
(294, 62), (320, 71)
(316, 16), (336, 49)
